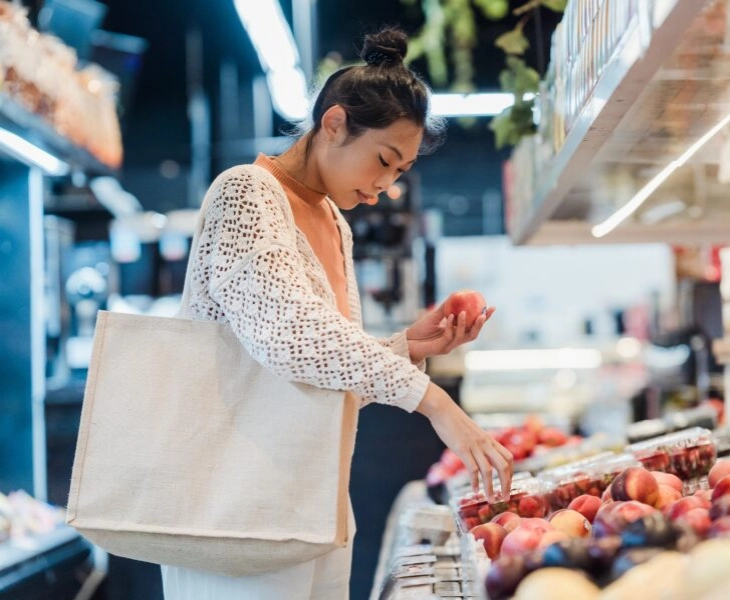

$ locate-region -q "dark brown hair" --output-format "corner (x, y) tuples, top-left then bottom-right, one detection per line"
(304, 26), (446, 156)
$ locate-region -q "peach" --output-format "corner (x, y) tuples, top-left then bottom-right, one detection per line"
(693, 489), (713, 506)
(650, 471), (683, 493)
(709, 496), (730, 521)
(707, 516), (730, 538)
(654, 484), (682, 510)
(548, 509), (592, 538)
(500, 525), (545, 557)
(610, 467), (659, 506)
(519, 517), (554, 533)
(491, 511), (522, 533)
(677, 508), (712, 537)
(708, 460), (730, 488)
(443, 289), (487, 329)
(517, 494), (549, 519)
(601, 487), (613, 502)
(471, 522), (508, 559)
(568, 494), (603, 523)
(711, 474), (730, 502)
(537, 529), (571, 549)
(665, 496), (706, 521)
(593, 501), (655, 538)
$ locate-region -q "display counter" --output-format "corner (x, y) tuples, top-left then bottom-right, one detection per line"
(0, 524), (97, 599)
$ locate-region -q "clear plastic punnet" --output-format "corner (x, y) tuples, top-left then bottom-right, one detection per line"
(453, 476), (549, 533)
(625, 427), (717, 480)
(538, 452), (641, 511)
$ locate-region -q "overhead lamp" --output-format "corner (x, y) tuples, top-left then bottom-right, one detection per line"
(0, 127), (70, 176)
(431, 92), (533, 117)
(233, 0), (530, 122)
(592, 111), (730, 238)
(465, 348), (603, 371)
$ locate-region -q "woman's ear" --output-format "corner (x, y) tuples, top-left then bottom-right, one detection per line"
(321, 105), (348, 143)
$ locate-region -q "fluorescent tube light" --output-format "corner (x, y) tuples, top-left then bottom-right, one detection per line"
(0, 127), (69, 176)
(592, 111), (730, 238)
(233, 0), (299, 72)
(465, 348), (603, 371)
(233, 0), (531, 121)
(266, 68), (310, 121)
(431, 93), (531, 117)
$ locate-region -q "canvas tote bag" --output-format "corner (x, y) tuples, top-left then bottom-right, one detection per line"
(66, 183), (360, 577)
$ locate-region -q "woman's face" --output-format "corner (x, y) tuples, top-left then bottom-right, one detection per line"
(315, 111), (424, 211)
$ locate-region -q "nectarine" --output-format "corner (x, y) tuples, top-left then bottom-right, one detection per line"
(442, 289), (487, 329)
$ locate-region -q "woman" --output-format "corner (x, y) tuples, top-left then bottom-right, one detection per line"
(163, 25), (512, 600)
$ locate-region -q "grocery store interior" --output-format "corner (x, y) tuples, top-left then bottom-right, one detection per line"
(2, 0), (730, 598)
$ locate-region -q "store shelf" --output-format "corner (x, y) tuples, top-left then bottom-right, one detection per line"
(508, 0), (730, 246)
(0, 93), (114, 176)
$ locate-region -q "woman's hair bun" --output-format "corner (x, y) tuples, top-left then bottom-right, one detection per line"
(361, 27), (408, 67)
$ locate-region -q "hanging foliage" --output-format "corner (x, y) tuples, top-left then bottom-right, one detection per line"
(403, 0), (566, 148)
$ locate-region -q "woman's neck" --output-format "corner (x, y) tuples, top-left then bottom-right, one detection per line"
(275, 136), (326, 195)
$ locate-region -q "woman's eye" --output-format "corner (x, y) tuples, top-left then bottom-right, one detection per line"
(378, 154), (389, 167)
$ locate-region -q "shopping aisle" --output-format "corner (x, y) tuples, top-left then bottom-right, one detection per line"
(348, 401), (446, 599)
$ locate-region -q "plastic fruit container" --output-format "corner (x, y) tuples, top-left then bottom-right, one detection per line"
(626, 427), (717, 480)
(454, 477), (549, 532)
(538, 453), (641, 511)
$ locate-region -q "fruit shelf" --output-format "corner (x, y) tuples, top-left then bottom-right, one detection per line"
(506, 0), (730, 246)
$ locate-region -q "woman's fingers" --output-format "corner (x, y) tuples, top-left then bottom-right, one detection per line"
(481, 438), (513, 498)
(472, 448), (494, 497)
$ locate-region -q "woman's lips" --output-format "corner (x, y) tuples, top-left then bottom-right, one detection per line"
(357, 190), (378, 205)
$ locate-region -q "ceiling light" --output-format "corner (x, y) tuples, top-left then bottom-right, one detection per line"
(0, 127), (69, 176)
(431, 92), (532, 117)
(592, 111), (730, 238)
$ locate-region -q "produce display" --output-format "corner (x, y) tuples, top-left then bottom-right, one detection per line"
(418, 411), (730, 599)
(539, 453), (641, 511)
(626, 427), (717, 481)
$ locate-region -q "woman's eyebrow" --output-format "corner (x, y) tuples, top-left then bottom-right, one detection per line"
(384, 144), (417, 164)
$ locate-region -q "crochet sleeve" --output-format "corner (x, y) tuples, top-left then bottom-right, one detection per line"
(195, 166), (430, 412)
(378, 331), (427, 372)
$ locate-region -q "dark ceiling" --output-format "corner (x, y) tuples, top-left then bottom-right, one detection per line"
(25, 0), (560, 234)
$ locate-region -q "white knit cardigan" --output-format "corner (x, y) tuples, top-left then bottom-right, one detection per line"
(184, 164), (430, 412)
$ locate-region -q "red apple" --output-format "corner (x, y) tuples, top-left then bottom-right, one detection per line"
(470, 522), (508, 559)
(442, 289), (487, 329)
(568, 494), (603, 523)
(537, 427), (569, 447)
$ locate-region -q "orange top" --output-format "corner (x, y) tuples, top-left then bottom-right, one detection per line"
(255, 154), (351, 319)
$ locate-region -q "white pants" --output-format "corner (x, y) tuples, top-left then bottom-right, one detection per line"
(161, 504), (356, 600)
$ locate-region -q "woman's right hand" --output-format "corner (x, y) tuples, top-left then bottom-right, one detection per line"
(416, 382), (513, 497)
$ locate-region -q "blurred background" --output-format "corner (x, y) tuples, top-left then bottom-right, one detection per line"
(1, 0), (729, 599)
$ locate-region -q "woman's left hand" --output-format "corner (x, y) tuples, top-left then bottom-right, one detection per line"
(406, 303), (496, 364)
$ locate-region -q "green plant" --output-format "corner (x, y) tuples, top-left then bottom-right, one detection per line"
(402, 0), (566, 148)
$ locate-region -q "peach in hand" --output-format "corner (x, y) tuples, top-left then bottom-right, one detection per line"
(442, 289), (487, 329)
